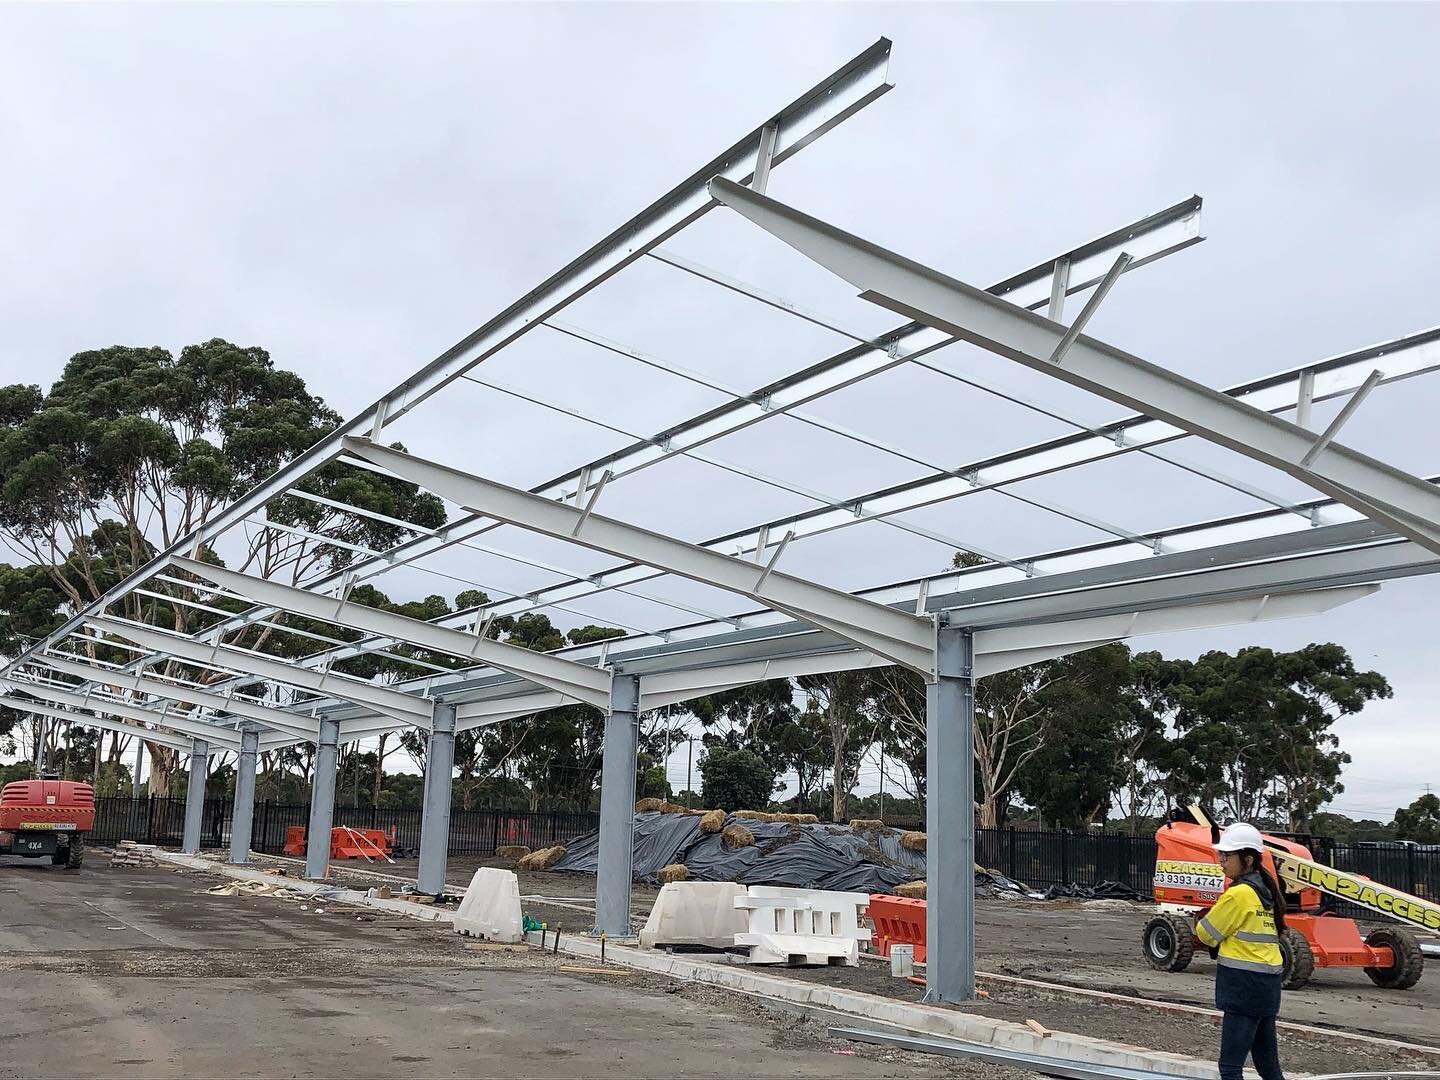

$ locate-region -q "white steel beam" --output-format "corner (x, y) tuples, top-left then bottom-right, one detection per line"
(32, 653), (322, 740)
(340, 438), (939, 678)
(710, 177), (1440, 557)
(174, 196), (1206, 686)
(1, 680), (242, 750)
(0, 39), (892, 682)
(87, 616), (432, 726)
(171, 557), (613, 709)
(0, 696), (196, 755)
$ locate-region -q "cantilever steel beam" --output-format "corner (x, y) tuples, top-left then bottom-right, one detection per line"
(0, 40), (892, 684)
(87, 616), (432, 726)
(171, 557), (613, 709)
(432, 586), (1383, 742)
(0, 696), (197, 755)
(30, 653), (321, 740)
(1, 679), (243, 750)
(711, 177), (1440, 557)
(340, 438), (939, 678)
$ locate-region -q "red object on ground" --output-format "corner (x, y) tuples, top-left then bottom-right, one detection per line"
(0, 779), (95, 833)
(279, 825), (396, 860)
(329, 826), (395, 860)
(868, 893), (927, 963)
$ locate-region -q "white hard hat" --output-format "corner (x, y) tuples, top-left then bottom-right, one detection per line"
(1216, 822), (1265, 853)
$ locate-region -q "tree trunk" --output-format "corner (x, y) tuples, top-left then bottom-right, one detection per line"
(147, 744), (176, 797)
(978, 797), (1000, 829)
(373, 733), (388, 805)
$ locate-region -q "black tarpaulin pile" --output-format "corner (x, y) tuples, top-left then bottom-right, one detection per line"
(553, 811), (973, 894)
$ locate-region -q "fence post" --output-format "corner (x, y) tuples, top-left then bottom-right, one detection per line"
(1060, 830), (1069, 885)
(491, 811), (501, 857)
(1007, 827), (1017, 881)
(1408, 843), (1418, 894)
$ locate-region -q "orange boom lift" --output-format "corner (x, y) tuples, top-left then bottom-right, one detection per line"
(0, 777), (94, 869)
(1142, 806), (1435, 990)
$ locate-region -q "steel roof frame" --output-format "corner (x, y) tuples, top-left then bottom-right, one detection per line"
(711, 177), (1440, 555)
(0, 38), (896, 684)
(96, 190), (1208, 695)
(211, 322), (1440, 693)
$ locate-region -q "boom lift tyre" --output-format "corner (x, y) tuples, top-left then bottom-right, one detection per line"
(1363, 927), (1423, 990)
(1142, 913), (1195, 972)
(1279, 926), (1315, 990)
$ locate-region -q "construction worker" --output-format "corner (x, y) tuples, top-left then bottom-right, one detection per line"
(1196, 822), (1286, 1080)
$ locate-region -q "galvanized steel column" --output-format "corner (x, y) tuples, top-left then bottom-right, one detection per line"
(593, 671), (640, 937)
(229, 726), (260, 864)
(180, 738), (210, 855)
(923, 624), (977, 1003)
(417, 701), (457, 897)
(304, 717), (341, 880)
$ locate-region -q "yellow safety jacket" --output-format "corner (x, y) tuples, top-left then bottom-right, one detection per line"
(1195, 874), (1283, 975)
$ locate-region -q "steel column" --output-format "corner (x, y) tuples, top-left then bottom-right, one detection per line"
(181, 739), (209, 855)
(229, 726), (260, 864)
(923, 625), (976, 1003)
(417, 701), (458, 896)
(593, 671), (641, 937)
(304, 717), (341, 880)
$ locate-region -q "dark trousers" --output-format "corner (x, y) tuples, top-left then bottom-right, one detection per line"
(1219, 1011), (1284, 1080)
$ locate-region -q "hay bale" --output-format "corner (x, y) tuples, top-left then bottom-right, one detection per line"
(900, 831), (926, 852)
(517, 845), (567, 871)
(792, 813), (819, 824)
(849, 818), (886, 830)
(721, 823), (755, 849)
(658, 801), (696, 815)
(731, 809), (771, 822)
(634, 797), (664, 812)
(656, 863), (689, 883)
(895, 880), (927, 899)
(495, 845), (531, 861)
(698, 809), (726, 833)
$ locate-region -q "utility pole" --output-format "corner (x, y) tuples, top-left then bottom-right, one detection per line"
(133, 736), (144, 800)
(685, 737), (694, 808)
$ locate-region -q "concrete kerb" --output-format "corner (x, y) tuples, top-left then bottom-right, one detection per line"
(516, 930), (1224, 1078)
(155, 851), (455, 924)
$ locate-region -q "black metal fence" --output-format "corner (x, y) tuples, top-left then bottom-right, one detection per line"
(89, 797), (1440, 913)
(90, 796), (601, 858)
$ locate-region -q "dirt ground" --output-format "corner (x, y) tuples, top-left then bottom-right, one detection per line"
(295, 852), (1440, 1072)
(0, 854), (1030, 1080)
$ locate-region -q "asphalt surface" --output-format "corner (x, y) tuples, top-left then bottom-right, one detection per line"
(318, 854), (1440, 1050)
(0, 856), (1012, 1079)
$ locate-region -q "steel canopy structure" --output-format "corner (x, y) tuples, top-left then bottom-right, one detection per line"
(4, 38), (1439, 1003)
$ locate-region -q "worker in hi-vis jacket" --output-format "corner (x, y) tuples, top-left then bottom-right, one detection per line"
(1195, 822), (1287, 1080)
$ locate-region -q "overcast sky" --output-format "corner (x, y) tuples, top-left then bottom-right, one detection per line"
(3, 3), (1438, 819)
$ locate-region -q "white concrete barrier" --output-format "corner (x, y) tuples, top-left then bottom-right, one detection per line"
(733, 885), (871, 966)
(453, 868), (523, 942)
(639, 881), (749, 950)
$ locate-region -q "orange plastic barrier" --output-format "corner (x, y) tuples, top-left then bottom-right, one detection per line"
(330, 826), (396, 861)
(867, 893), (927, 963)
(279, 825), (395, 860)
(282, 825), (307, 856)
